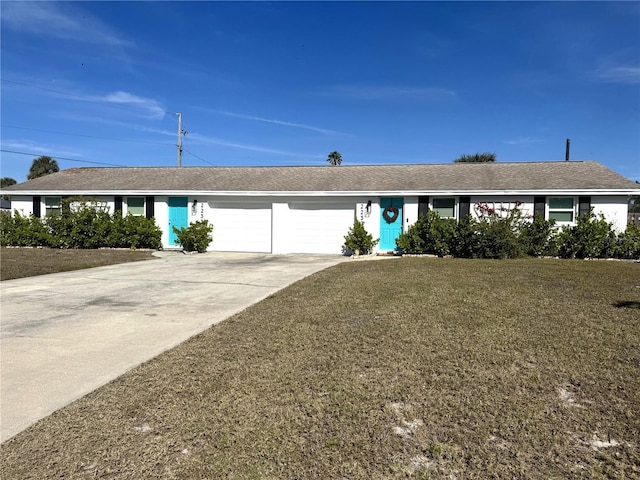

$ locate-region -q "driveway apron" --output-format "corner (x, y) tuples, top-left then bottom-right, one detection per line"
(0, 252), (345, 443)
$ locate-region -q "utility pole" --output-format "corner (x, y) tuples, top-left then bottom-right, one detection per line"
(176, 112), (183, 166)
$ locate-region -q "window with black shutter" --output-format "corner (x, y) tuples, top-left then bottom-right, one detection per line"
(534, 196), (545, 219)
(33, 196), (41, 218)
(114, 196), (123, 216)
(578, 196), (591, 218)
(418, 196), (429, 218)
(459, 196), (471, 219)
(145, 196), (155, 219)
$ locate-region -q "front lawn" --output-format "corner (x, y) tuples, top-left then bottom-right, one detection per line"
(0, 247), (155, 280)
(1, 258), (639, 479)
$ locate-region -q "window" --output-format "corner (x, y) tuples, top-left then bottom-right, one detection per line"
(127, 197), (145, 216)
(45, 197), (61, 216)
(549, 197), (574, 222)
(433, 197), (455, 218)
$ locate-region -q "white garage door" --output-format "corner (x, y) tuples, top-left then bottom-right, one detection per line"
(209, 202), (272, 253)
(289, 202), (355, 254)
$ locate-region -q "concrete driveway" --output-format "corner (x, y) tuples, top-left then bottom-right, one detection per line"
(0, 252), (346, 443)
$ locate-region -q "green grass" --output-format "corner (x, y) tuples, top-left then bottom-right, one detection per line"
(0, 247), (155, 280)
(1, 258), (639, 479)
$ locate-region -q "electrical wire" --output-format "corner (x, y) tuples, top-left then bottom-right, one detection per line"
(2, 80), (216, 166)
(183, 148), (215, 166)
(1, 124), (173, 146)
(0, 149), (127, 167)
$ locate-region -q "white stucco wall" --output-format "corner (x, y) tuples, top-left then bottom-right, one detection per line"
(7, 196), (32, 216)
(467, 196), (535, 221)
(403, 197), (419, 230)
(592, 196), (629, 233)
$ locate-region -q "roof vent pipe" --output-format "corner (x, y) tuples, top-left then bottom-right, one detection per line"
(565, 138), (570, 161)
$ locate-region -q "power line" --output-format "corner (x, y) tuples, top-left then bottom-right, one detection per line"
(0, 149), (127, 167)
(1, 124), (173, 146)
(183, 148), (215, 166)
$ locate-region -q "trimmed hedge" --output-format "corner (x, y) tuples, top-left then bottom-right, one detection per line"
(0, 198), (162, 249)
(396, 204), (640, 260)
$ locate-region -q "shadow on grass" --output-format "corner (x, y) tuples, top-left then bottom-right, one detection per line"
(613, 300), (640, 309)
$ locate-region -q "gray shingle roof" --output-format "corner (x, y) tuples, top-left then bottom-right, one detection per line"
(3, 161), (638, 193)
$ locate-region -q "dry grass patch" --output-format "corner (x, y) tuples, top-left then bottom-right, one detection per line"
(0, 247), (155, 280)
(1, 258), (639, 479)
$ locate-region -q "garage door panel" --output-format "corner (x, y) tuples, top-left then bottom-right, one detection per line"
(210, 203), (271, 253)
(290, 203), (354, 254)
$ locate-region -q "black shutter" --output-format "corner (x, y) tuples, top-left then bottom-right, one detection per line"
(114, 196), (123, 216)
(145, 196), (155, 219)
(459, 196), (471, 219)
(61, 195), (70, 213)
(33, 196), (41, 218)
(534, 196), (545, 218)
(418, 196), (429, 218)
(578, 196), (591, 218)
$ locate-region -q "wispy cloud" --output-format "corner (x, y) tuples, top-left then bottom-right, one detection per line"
(212, 110), (343, 136)
(2, 140), (85, 158)
(5, 80), (166, 119)
(597, 66), (640, 84)
(1, 2), (129, 47)
(310, 85), (457, 102)
(187, 132), (322, 159)
(503, 137), (543, 146)
(96, 92), (166, 119)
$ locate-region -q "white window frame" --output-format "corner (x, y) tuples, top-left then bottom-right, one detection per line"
(127, 197), (145, 216)
(44, 196), (61, 216)
(432, 197), (456, 219)
(548, 197), (575, 224)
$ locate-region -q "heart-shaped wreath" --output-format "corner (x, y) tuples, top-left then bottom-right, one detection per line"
(382, 206), (399, 223)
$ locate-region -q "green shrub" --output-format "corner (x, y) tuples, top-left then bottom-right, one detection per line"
(519, 213), (557, 257)
(344, 218), (378, 255)
(396, 210), (456, 256)
(112, 214), (162, 250)
(0, 197), (162, 250)
(0, 210), (51, 247)
(450, 215), (479, 258)
(471, 202), (528, 259)
(43, 198), (107, 248)
(556, 210), (616, 259)
(615, 223), (640, 260)
(173, 220), (214, 252)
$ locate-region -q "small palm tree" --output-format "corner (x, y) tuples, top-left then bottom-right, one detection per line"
(454, 152), (497, 163)
(28, 156), (60, 180)
(327, 151), (343, 166)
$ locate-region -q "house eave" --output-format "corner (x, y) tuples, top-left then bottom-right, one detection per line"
(3, 188), (639, 197)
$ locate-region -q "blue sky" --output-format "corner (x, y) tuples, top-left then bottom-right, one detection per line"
(1, 1), (639, 183)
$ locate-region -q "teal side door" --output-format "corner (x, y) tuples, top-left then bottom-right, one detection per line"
(168, 197), (189, 246)
(379, 197), (403, 251)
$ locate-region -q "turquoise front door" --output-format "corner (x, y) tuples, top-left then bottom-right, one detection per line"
(168, 197), (189, 246)
(379, 197), (403, 251)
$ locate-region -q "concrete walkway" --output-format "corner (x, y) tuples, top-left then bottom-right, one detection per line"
(0, 252), (346, 443)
